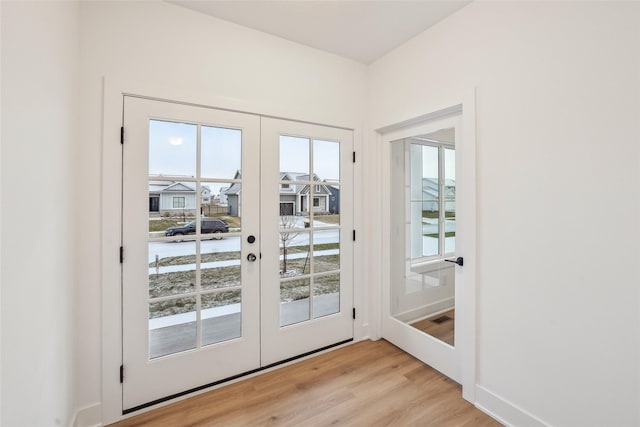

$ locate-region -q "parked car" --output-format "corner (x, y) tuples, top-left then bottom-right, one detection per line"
(165, 218), (229, 239)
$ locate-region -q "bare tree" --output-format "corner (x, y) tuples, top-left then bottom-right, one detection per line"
(280, 215), (301, 274)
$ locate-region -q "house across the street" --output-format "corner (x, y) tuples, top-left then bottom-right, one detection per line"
(149, 180), (211, 215)
(225, 171), (337, 217)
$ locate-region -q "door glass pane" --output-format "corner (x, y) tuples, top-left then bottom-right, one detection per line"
(313, 139), (340, 182)
(390, 128), (456, 347)
(201, 237), (241, 292)
(149, 296), (197, 359)
(201, 290), (241, 346)
(201, 126), (241, 179)
(148, 180), (197, 234)
(277, 132), (345, 329)
(411, 144), (439, 258)
(148, 241), (196, 298)
(280, 230), (309, 277)
(317, 184), (340, 223)
(444, 148), (456, 254)
(280, 278), (310, 327)
(313, 273), (340, 318)
(280, 136), (310, 178)
(149, 120), (197, 177)
(312, 230), (339, 273)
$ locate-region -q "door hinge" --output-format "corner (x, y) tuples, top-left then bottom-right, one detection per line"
(353, 151), (356, 163)
(353, 230), (356, 241)
(352, 308), (356, 320)
(120, 126), (124, 144)
(119, 246), (124, 263)
(120, 365), (124, 383)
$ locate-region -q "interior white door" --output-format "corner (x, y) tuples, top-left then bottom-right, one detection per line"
(381, 111), (471, 384)
(260, 118), (354, 365)
(122, 96), (261, 411)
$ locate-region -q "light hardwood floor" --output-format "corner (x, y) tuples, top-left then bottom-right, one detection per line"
(410, 310), (455, 346)
(112, 340), (500, 427)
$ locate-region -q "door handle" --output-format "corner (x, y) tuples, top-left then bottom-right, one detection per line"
(247, 253), (257, 262)
(445, 256), (463, 267)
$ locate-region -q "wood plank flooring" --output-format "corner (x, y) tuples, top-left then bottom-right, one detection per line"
(111, 339), (500, 427)
(410, 310), (455, 346)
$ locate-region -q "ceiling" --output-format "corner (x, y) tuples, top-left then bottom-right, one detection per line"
(168, 1), (471, 64)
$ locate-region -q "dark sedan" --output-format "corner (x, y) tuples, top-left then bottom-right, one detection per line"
(165, 218), (229, 239)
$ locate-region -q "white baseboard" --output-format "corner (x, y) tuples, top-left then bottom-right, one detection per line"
(475, 385), (549, 427)
(393, 297), (454, 324)
(357, 322), (369, 341)
(71, 403), (102, 427)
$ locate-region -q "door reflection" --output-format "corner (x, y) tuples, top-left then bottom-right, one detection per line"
(390, 128), (456, 346)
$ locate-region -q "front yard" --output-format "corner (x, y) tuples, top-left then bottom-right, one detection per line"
(148, 243), (340, 319)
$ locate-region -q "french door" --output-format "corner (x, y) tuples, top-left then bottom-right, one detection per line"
(121, 96), (353, 411)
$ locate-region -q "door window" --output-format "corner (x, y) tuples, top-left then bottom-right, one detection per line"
(389, 127), (457, 348)
(278, 137), (342, 326)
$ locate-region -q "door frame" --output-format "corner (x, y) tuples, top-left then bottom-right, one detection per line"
(100, 83), (365, 424)
(377, 93), (477, 402)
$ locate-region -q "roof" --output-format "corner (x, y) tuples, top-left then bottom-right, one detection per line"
(148, 181), (195, 193)
(226, 171), (332, 196)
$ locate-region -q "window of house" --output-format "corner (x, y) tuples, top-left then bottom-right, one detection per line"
(281, 183), (290, 189)
(313, 197), (320, 207)
(173, 196), (186, 209)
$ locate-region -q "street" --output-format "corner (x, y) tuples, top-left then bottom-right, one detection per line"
(148, 229), (340, 263)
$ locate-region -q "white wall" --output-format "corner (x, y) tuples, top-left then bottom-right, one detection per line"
(77, 1), (366, 422)
(1, 2), (79, 426)
(369, 2), (640, 426)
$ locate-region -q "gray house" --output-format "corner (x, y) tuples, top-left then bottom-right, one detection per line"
(226, 171), (333, 217)
(327, 185), (340, 214)
(149, 181), (211, 215)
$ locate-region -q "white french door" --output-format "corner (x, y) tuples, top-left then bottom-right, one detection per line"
(260, 118), (354, 365)
(121, 97), (353, 411)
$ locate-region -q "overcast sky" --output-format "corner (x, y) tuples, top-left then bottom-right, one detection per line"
(149, 120), (341, 195)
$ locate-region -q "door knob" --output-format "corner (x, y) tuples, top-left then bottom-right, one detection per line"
(247, 253), (257, 262)
(445, 256), (464, 266)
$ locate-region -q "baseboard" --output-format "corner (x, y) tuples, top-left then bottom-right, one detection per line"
(357, 322), (369, 341)
(393, 298), (454, 324)
(71, 403), (102, 427)
(475, 385), (549, 427)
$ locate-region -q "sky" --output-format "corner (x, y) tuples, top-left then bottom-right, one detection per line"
(148, 120), (341, 196)
(421, 145), (455, 180)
